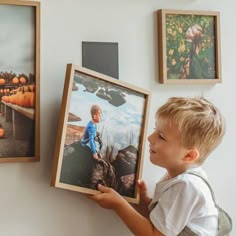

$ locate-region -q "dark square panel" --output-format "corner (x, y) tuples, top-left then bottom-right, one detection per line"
(82, 41), (119, 79)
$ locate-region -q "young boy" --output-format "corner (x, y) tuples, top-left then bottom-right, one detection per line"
(89, 97), (226, 235)
(80, 104), (102, 160)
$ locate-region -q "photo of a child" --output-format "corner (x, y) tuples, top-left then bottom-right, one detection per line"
(53, 66), (150, 202)
(80, 105), (102, 160)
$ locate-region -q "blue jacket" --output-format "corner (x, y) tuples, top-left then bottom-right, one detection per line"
(80, 120), (97, 154)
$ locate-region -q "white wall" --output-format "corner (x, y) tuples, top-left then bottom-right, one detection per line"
(0, 0), (235, 235)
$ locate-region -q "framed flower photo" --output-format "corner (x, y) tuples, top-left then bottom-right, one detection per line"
(51, 64), (150, 204)
(157, 9), (221, 84)
(0, 0), (40, 162)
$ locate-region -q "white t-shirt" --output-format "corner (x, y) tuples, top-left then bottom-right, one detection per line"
(148, 167), (218, 236)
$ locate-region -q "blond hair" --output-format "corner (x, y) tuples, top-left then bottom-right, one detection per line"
(156, 97), (225, 164)
(90, 104), (102, 117)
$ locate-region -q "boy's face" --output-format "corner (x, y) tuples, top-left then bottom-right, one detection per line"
(148, 118), (189, 174)
(93, 110), (102, 123)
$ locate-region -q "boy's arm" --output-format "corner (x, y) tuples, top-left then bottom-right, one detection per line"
(89, 184), (164, 236)
(132, 180), (152, 218)
(87, 125), (97, 154)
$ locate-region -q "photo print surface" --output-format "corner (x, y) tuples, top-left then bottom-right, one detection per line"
(0, 1), (40, 162)
(51, 65), (150, 203)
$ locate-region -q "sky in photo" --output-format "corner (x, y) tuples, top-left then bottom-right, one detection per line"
(68, 75), (146, 154)
(0, 5), (35, 75)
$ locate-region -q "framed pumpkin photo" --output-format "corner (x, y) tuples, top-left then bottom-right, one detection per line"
(0, 0), (40, 162)
(51, 64), (150, 204)
(157, 9), (221, 84)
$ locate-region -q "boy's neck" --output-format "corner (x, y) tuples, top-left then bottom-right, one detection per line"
(92, 119), (97, 124)
(167, 164), (199, 179)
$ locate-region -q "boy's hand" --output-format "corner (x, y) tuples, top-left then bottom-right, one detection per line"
(137, 180), (152, 205)
(131, 180), (152, 218)
(89, 182), (164, 236)
(89, 184), (126, 210)
(93, 153), (99, 159)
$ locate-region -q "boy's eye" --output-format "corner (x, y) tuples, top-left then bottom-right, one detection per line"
(153, 128), (166, 141)
(159, 134), (166, 140)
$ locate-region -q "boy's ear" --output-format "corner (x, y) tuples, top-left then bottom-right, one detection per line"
(183, 148), (199, 162)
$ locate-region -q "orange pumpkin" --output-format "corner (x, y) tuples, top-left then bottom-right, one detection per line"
(22, 92), (30, 107)
(0, 78), (5, 85)
(29, 84), (35, 92)
(12, 77), (19, 84)
(29, 92), (35, 108)
(4, 96), (10, 103)
(21, 85), (30, 92)
(1, 96), (6, 102)
(19, 77), (26, 84)
(17, 92), (24, 106)
(10, 94), (17, 104)
(0, 127), (5, 138)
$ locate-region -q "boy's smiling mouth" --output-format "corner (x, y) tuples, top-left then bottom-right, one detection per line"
(149, 147), (156, 154)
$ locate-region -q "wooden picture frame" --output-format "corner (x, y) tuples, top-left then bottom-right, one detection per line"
(51, 64), (150, 204)
(0, 0), (40, 162)
(157, 9), (221, 84)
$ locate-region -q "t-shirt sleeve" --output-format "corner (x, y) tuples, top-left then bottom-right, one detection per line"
(149, 180), (204, 236)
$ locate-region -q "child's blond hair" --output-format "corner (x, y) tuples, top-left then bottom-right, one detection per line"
(156, 97), (225, 164)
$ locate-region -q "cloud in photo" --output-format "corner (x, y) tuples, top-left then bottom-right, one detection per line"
(0, 5), (35, 74)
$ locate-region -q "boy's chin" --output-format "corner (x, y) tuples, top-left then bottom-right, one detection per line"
(150, 156), (164, 168)
(149, 155), (158, 165)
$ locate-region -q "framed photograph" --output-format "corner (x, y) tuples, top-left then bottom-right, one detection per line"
(0, 0), (40, 162)
(157, 9), (221, 84)
(51, 64), (150, 204)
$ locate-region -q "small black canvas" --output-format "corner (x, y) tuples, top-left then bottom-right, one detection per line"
(82, 41), (119, 79)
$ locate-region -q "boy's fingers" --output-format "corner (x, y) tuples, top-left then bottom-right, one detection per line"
(97, 184), (110, 193)
(87, 185), (110, 202)
(87, 194), (95, 200)
(137, 180), (148, 193)
(87, 194), (99, 202)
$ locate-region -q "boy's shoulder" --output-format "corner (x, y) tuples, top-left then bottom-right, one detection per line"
(170, 167), (209, 194)
(150, 167), (213, 215)
(153, 167), (209, 202)
(149, 167), (219, 236)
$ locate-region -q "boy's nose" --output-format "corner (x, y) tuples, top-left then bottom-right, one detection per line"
(147, 132), (155, 144)
(147, 134), (152, 143)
